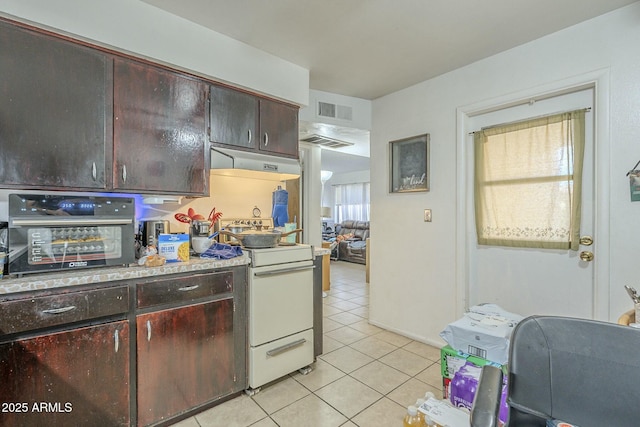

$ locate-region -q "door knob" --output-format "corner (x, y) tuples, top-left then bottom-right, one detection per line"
(579, 251), (594, 262)
(579, 235), (594, 246)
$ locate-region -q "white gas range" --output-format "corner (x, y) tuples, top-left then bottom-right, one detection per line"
(220, 218), (315, 392)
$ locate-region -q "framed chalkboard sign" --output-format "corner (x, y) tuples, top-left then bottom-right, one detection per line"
(389, 133), (430, 193)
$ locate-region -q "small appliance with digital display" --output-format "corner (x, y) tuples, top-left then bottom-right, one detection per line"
(8, 194), (135, 276)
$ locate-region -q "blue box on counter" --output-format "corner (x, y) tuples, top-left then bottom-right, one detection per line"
(157, 233), (190, 262)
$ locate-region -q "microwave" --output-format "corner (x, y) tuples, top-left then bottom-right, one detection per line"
(8, 194), (135, 276)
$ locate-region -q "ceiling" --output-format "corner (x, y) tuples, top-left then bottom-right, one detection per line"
(318, 148), (370, 175)
(142, 0), (637, 172)
(142, 0), (636, 100)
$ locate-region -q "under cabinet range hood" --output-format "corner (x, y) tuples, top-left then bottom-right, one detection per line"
(210, 147), (301, 181)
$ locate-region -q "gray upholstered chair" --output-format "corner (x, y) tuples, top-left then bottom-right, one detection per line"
(471, 315), (640, 427)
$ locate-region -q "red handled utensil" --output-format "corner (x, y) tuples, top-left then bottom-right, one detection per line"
(174, 213), (191, 224)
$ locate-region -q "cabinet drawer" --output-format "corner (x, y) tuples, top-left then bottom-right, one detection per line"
(0, 286), (129, 335)
(137, 271), (233, 309)
(249, 328), (314, 389)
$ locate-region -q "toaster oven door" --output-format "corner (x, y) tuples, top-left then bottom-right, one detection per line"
(9, 218), (134, 275)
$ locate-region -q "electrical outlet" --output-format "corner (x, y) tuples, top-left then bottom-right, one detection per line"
(424, 209), (432, 222)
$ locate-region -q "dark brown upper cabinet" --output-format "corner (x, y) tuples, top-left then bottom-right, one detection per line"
(1, 18), (299, 195)
(209, 85), (299, 158)
(209, 85), (258, 150)
(0, 21), (111, 190)
(113, 58), (209, 195)
(258, 98), (299, 157)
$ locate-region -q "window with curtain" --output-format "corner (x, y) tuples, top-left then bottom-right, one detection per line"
(474, 110), (586, 250)
(334, 182), (370, 223)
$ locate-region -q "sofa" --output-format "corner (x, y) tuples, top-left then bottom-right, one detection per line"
(335, 220), (369, 264)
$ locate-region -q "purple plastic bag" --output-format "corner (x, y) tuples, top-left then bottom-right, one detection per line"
(450, 361), (508, 423)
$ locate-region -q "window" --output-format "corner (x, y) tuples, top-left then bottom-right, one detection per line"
(473, 110), (586, 250)
(334, 182), (370, 223)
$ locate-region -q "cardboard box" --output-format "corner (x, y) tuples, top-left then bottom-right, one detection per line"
(440, 304), (523, 364)
(441, 345), (506, 379)
(442, 377), (451, 399)
(158, 233), (190, 262)
(442, 345), (509, 425)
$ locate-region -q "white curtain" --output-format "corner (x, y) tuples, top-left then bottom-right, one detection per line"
(334, 182), (370, 223)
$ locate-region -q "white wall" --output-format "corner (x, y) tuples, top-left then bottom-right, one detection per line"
(139, 175), (289, 235)
(0, 0), (309, 105)
(370, 3), (640, 346)
(300, 143), (323, 248)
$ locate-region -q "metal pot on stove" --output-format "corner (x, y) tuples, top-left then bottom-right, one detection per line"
(218, 228), (302, 248)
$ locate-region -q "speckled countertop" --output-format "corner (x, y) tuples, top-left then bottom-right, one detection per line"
(0, 254), (251, 296)
(314, 247), (331, 256)
(1, 246), (328, 296)
(0, 247), (331, 295)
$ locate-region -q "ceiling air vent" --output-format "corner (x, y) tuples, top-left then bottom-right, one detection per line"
(317, 101), (353, 122)
(301, 134), (355, 149)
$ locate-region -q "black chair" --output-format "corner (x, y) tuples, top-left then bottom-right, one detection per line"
(471, 315), (640, 427)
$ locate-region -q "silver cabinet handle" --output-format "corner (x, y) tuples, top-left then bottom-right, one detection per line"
(178, 285), (200, 292)
(146, 320), (151, 342)
(266, 338), (306, 357)
(114, 329), (120, 353)
(42, 306), (76, 315)
(248, 129), (252, 144)
(263, 132), (269, 147)
(122, 165), (127, 183)
(92, 162), (97, 181)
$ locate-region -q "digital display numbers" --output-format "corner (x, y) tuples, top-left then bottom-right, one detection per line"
(59, 202), (96, 211)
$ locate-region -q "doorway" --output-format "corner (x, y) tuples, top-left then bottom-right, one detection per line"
(456, 72), (611, 320)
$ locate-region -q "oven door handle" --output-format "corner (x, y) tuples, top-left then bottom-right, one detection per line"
(266, 338), (307, 357)
(11, 218), (133, 227)
(253, 265), (315, 277)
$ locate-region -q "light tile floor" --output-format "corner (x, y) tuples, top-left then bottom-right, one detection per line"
(171, 261), (442, 427)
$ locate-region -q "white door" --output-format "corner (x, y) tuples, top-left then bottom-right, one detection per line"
(466, 88), (596, 319)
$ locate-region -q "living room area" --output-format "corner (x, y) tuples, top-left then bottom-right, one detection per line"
(322, 218), (368, 262)
(319, 164), (371, 283)
(314, 137), (370, 265)
(299, 91), (372, 276)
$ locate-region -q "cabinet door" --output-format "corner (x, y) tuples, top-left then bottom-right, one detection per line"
(0, 21), (109, 190)
(259, 99), (299, 157)
(209, 85), (258, 149)
(136, 298), (236, 426)
(113, 59), (208, 195)
(0, 321), (130, 427)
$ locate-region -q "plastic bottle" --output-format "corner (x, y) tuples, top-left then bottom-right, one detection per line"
(414, 399), (426, 427)
(424, 414), (437, 427)
(403, 405), (422, 426)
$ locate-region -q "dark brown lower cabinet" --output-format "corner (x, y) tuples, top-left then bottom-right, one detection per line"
(136, 298), (236, 426)
(0, 321), (130, 427)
